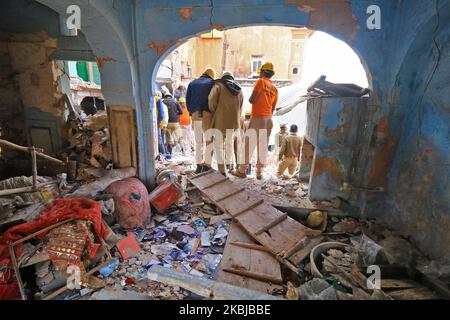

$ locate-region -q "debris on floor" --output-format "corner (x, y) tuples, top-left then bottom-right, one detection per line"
(0, 156), (447, 300)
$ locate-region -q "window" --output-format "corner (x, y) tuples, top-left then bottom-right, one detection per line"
(251, 55), (264, 73)
(292, 67), (299, 75)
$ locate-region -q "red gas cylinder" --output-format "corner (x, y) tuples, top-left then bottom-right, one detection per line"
(148, 179), (183, 213)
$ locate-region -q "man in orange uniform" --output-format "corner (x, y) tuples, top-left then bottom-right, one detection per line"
(178, 97), (194, 155)
(232, 62), (278, 180)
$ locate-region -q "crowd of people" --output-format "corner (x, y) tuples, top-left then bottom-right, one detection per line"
(154, 63), (303, 180)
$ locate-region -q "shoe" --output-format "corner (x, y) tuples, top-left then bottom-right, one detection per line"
(230, 170), (247, 178)
(195, 165), (203, 174)
(201, 165), (212, 173)
(219, 171), (227, 177)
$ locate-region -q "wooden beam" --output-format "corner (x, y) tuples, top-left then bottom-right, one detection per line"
(147, 265), (283, 300)
(223, 268), (283, 285)
(231, 199), (264, 217)
(254, 213), (288, 235)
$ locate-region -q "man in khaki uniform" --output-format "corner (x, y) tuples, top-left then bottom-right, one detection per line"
(208, 71), (244, 175)
(277, 124), (302, 177)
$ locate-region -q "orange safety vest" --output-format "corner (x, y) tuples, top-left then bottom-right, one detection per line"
(178, 104), (191, 126)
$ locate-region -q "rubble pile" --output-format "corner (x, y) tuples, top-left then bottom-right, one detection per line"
(0, 153), (448, 301)
(67, 111), (112, 169)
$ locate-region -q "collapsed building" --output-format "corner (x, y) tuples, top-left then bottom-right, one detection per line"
(0, 0), (449, 300)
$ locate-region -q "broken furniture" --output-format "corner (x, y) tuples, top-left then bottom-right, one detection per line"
(0, 139), (75, 196)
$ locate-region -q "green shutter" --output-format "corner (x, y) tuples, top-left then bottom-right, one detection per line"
(76, 61), (89, 82)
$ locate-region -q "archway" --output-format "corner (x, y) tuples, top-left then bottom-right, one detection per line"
(150, 25), (371, 176)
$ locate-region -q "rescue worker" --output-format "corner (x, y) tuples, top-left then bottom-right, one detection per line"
(186, 68), (216, 173)
(277, 124), (302, 178)
(155, 91), (168, 159)
(231, 62), (278, 180)
(174, 83), (187, 100)
(274, 123), (288, 154)
(162, 89), (183, 156)
(178, 97), (194, 154)
(208, 71), (244, 175)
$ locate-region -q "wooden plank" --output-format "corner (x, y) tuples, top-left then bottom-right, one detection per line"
(223, 268), (283, 284)
(108, 106), (137, 168)
(216, 187), (246, 202)
(217, 223), (282, 294)
(254, 213), (288, 235)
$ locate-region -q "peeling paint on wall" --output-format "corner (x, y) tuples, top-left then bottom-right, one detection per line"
(96, 57), (117, 68)
(286, 0), (360, 41)
(178, 7), (193, 22)
(148, 42), (169, 56)
(367, 116), (396, 188)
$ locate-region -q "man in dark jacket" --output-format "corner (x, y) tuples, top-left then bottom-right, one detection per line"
(162, 89), (184, 156)
(186, 68), (216, 173)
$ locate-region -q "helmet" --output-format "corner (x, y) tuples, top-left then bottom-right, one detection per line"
(260, 62), (274, 72)
(203, 68), (217, 79)
(179, 97), (186, 103)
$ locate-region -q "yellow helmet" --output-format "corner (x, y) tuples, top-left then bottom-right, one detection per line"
(260, 62), (274, 72)
(203, 68), (216, 79)
(245, 110), (251, 116)
(178, 97), (186, 103)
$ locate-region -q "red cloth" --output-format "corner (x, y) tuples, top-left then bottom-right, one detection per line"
(0, 198), (108, 300)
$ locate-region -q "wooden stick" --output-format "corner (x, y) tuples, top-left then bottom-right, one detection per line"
(31, 147), (37, 190)
(0, 139), (64, 165)
(8, 245), (27, 300)
(223, 268), (283, 284)
(229, 242), (271, 253)
(282, 237), (307, 259)
(231, 199), (264, 217)
(11, 219), (75, 246)
(202, 176), (228, 190)
(0, 186), (35, 197)
(215, 187), (245, 202)
(254, 213), (288, 235)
